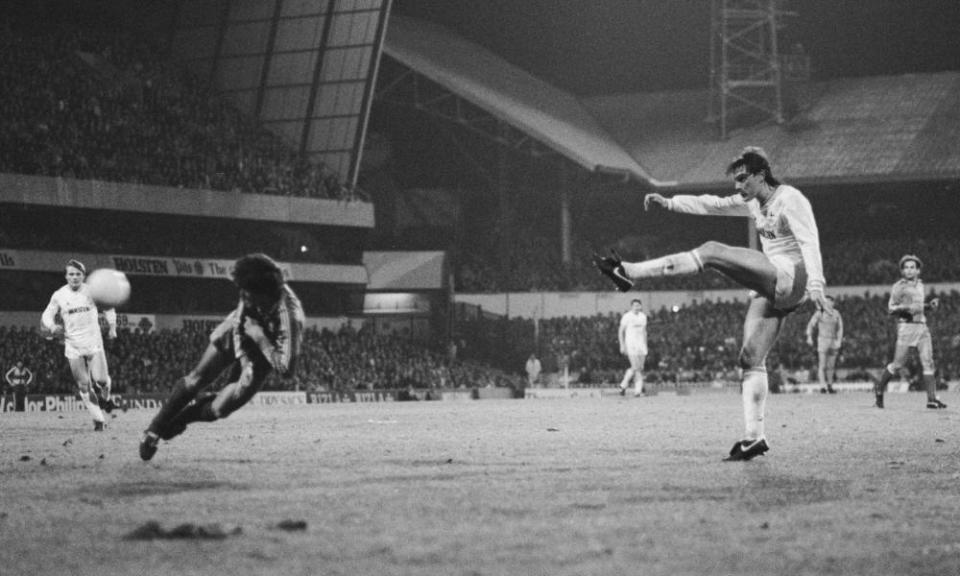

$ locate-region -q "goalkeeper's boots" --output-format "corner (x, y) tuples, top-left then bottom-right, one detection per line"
(927, 398), (947, 409)
(139, 430), (160, 461)
(592, 250), (634, 292)
(723, 438), (769, 461)
(93, 420), (105, 432)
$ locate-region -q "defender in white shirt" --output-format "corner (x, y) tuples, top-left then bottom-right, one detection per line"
(41, 260), (118, 430)
(618, 298), (649, 397)
(594, 147), (831, 461)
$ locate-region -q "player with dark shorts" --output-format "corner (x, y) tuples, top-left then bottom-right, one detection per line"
(140, 253), (305, 461)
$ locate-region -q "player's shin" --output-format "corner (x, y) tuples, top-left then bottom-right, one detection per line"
(170, 394), (218, 427)
(924, 374), (937, 402)
(621, 251), (703, 279)
(875, 367), (893, 397)
(741, 369), (768, 440)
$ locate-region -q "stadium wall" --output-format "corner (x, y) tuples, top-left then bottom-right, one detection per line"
(0, 248), (367, 285)
(0, 172), (374, 227)
(0, 311), (356, 334)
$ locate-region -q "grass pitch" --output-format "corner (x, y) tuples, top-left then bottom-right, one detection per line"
(2, 390), (960, 576)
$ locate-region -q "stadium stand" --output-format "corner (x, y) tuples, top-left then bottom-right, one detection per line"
(0, 24), (351, 199)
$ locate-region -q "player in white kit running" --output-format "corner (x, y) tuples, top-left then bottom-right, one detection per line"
(618, 299), (648, 397)
(594, 147), (830, 461)
(41, 260), (118, 430)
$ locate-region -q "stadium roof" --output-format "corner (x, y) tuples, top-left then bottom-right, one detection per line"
(382, 16), (675, 188)
(383, 17), (960, 190)
(584, 71), (960, 188)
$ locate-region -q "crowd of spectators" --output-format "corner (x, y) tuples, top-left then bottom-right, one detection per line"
(0, 322), (520, 398)
(454, 231), (960, 293)
(0, 23), (353, 199)
(455, 291), (960, 387)
(3, 292), (956, 401)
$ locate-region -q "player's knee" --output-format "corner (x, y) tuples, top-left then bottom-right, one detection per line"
(694, 241), (727, 264)
(737, 348), (762, 370)
(181, 373), (203, 392)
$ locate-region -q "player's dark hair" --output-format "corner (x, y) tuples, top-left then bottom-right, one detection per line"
(232, 253), (285, 299)
(726, 146), (780, 187)
(631, 298), (642, 305)
(899, 254), (922, 270)
(65, 259), (86, 275)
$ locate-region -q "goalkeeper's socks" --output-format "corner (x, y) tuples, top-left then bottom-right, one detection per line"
(172, 394), (219, 427)
(147, 380), (196, 435)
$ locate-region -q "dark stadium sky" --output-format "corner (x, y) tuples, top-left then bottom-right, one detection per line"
(393, 0), (960, 95)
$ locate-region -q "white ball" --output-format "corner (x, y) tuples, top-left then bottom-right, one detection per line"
(85, 269), (131, 308)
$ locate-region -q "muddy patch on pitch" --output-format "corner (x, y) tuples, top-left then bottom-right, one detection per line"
(109, 479), (246, 497)
(738, 473), (850, 509)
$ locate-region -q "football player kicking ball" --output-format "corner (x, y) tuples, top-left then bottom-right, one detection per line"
(594, 147), (830, 461)
(140, 253), (304, 461)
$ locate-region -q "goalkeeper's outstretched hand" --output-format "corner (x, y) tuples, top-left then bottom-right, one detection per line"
(592, 249), (634, 292)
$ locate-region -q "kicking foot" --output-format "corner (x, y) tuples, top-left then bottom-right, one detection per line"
(618, 386), (626, 397)
(723, 438), (769, 461)
(93, 420), (105, 432)
(592, 250), (634, 292)
(139, 430), (160, 461)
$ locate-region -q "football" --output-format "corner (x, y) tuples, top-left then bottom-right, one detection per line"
(85, 268), (131, 307)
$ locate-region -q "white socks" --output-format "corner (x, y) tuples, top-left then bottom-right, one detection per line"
(742, 369), (768, 441)
(622, 250), (703, 279)
(79, 391), (105, 423)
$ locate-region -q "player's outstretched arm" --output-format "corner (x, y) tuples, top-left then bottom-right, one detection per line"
(809, 289), (833, 314)
(644, 193), (670, 211)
